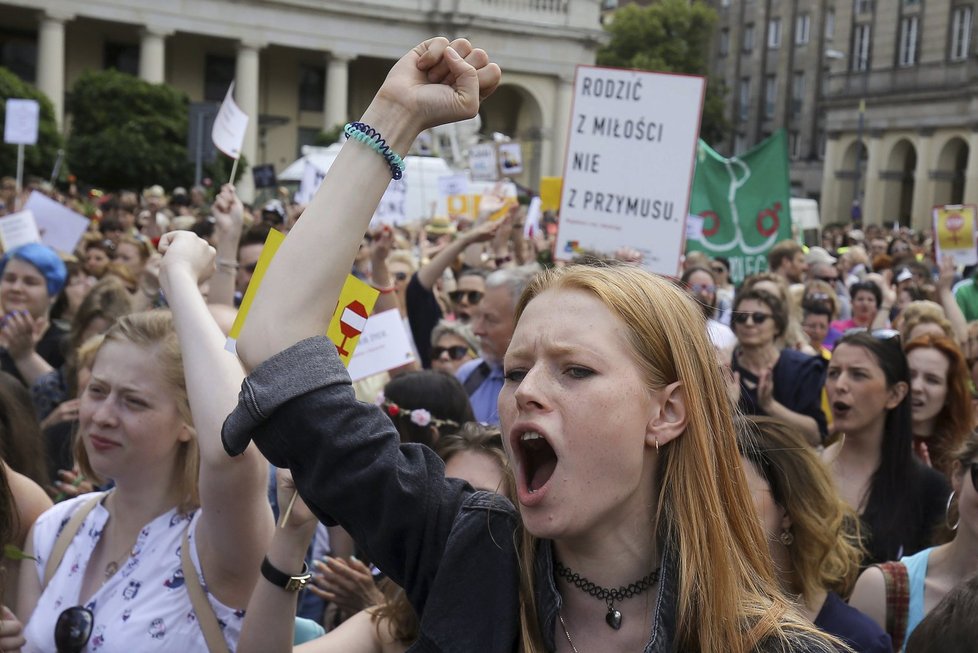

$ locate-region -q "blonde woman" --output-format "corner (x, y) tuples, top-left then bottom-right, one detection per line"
(737, 416), (890, 651)
(15, 232), (273, 651)
(223, 38), (838, 653)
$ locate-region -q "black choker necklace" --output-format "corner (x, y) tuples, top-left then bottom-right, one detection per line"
(554, 560), (660, 630)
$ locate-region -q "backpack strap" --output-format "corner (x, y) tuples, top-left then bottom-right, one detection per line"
(876, 561), (910, 652)
(43, 492), (106, 588)
(181, 526), (231, 653)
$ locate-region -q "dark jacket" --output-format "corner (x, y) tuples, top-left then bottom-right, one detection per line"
(222, 337), (837, 652)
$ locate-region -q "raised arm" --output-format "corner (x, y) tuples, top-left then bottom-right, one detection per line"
(236, 38), (500, 372)
(207, 184), (245, 307)
(416, 217), (508, 290)
(158, 231), (274, 608)
(937, 255), (969, 345)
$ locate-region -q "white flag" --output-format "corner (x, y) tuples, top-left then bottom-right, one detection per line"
(211, 83), (249, 159)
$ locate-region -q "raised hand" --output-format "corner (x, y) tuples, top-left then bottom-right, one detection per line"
(158, 231), (217, 293)
(0, 311), (44, 360)
(212, 184), (244, 239)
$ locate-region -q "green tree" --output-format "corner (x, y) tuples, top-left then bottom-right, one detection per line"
(0, 67), (63, 181)
(66, 69), (246, 191)
(598, 0), (728, 146)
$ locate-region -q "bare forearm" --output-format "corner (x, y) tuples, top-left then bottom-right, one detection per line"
(12, 352), (53, 387)
(237, 101), (419, 371)
(207, 236), (240, 307)
(417, 236), (471, 289)
(940, 288), (969, 344)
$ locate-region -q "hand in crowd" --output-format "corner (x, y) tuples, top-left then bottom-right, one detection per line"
(309, 555), (384, 618)
(158, 231), (216, 293)
(49, 467), (94, 502)
(370, 227), (394, 264)
(614, 246), (643, 266)
(755, 367), (775, 411)
(0, 311), (46, 360)
(937, 255), (957, 294)
(38, 398), (80, 431)
(913, 439), (933, 468)
(211, 184), (244, 239)
(274, 468), (318, 535)
(0, 605), (25, 652)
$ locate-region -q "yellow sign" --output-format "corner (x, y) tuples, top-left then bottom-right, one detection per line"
(228, 229), (379, 365)
(540, 177), (562, 213)
(446, 194), (481, 220)
(933, 204), (978, 266)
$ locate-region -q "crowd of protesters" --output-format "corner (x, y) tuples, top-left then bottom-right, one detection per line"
(0, 37), (975, 653)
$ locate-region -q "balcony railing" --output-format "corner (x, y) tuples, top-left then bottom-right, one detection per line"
(824, 60), (978, 98)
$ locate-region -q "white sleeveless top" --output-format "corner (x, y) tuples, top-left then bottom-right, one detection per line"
(23, 494), (243, 652)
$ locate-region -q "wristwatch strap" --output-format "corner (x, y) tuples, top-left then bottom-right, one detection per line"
(261, 556), (312, 592)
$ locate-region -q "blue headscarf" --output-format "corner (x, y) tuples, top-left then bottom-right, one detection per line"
(0, 243), (68, 297)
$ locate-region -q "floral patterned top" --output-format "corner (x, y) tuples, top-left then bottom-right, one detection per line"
(23, 493), (243, 652)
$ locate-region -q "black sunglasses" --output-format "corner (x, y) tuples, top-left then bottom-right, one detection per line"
(449, 290), (484, 305)
(242, 262), (258, 274)
(392, 271), (409, 282)
(431, 345), (471, 361)
(55, 606), (94, 653)
(732, 312), (772, 326)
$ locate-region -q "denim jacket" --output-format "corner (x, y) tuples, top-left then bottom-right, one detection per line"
(223, 337), (833, 653)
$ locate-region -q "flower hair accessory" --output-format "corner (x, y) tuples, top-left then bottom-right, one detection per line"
(375, 393), (457, 430)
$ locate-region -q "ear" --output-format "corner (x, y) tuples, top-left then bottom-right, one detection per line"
(884, 380), (909, 410)
(177, 423), (195, 444)
(779, 505), (792, 532)
(646, 381), (687, 449)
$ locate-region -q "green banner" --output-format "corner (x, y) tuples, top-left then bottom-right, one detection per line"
(687, 130), (792, 283)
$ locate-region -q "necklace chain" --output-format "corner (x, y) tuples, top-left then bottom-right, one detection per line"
(554, 561), (660, 606)
(558, 612), (580, 653)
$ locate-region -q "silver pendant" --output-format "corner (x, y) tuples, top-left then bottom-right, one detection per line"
(606, 606), (622, 630)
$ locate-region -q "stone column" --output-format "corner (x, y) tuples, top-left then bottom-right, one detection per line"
(235, 41), (262, 203)
(963, 128), (978, 207)
(551, 74), (575, 176)
(324, 53), (352, 131)
(862, 131), (884, 225)
(37, 12), (71, 127)
(911, 130), (936, 231)
(820, 134), (842, 224)
(139, 28), (171, 85)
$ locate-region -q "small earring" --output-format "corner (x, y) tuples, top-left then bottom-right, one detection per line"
(945, 491), (960, 531)
(779, 529), (794, 546)
(654, 437), (659, 452)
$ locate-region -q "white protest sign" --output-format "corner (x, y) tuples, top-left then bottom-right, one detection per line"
(369, 179), (409, 228)
(438, 173), (469, 198)
(685, 214), (704, 241)
(498, 142), (523, 175)
(469, 143), (498, 181)
(23, 192), (90, 253)
(0, 210), (42, 251)
(211, 83), (249, 159)
(524, 196), (542, 239)
(4, 99), (40, 145)
(294, 160), (325, 205)
(347, 308), (417, 381)
(555, 67), (705, 275)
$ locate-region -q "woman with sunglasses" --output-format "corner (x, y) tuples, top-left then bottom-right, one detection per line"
(849, 432), (978, 650)
(429, 321), (479, 375)
(224, 38), (839, 653)
(730, 288), (828, 447)
(906, 334), (974, 480)
(736, 416), (890, 651)
(823, 331), (950, 566)
(15, 232), (273, 652)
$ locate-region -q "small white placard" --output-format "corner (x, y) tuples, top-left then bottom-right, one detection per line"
(211, 83), (249, 159)
(685, 214), (704, 240)
(347, 309), (417, 381)
(438, 174), (469, 198)
(0, 209), (42, 250)
(23, 192), (91, 254)
(524, 196), (542, 239)
(4, 99), (40, 145)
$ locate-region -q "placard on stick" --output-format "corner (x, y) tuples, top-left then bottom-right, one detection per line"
(554, 66), (705, 275)
(4, 99), (39, 145)
(933, 204), (978, 266)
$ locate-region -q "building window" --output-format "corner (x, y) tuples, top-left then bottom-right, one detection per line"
(719, 29), (730, 57)
(856, 0), (873, 14)
(721, 0), (731, 7)
(743, 24), (755, 53)
(789, 131), (801, 160)
(817, 130), (827, 160)
(0, 30), (37, 83)
(796, 14), (811, 44)
(768, 18), (782, 48)
(792, 72), (805, 116)
(764, 76), (777, 118)
(104, 42), (138, 76)
(898, 15), (919, 66)
(852, 24), (871, 71)
(951, 6), (973, 61)
(825, 8), (836, 40)
(735, 132), (748, 154)
(204, 55), (235, 102)
(297, 126), (321, 157)
(298, 64), (325, 112)
(739, 77), (751, 121)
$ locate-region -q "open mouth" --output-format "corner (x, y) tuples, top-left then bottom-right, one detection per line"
(520, 432), (557, 493)
(832, 401), (851, 418)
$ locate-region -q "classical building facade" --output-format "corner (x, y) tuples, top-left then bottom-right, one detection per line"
(0, 0), (603, 200)
(820, 1), (978, 229)
(708, 0), (836, 205)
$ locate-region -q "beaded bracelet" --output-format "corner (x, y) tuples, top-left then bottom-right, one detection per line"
(344, 122), (406, 180)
